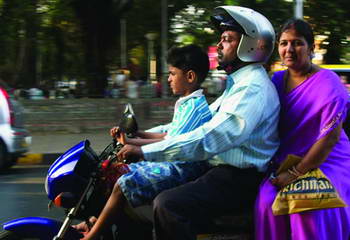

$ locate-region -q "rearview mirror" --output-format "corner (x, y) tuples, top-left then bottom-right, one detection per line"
(118, 103), (138, 135)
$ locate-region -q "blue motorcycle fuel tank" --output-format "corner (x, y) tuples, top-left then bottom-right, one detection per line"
(45, 140), (99, 201)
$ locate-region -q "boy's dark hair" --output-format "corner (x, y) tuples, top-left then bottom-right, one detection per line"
(167, 44), (210, 84)
(277, 18), (314, 47)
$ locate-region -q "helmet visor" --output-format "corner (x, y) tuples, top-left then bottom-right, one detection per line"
(210, 11), (245, 34)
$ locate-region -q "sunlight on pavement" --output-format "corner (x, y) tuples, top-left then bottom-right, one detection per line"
(17, 154), (43, 165)
(0, 177), (45, 184)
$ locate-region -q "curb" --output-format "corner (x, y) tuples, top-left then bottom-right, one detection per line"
(17, 153), (61, 165)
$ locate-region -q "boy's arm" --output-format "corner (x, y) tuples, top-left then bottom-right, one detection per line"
(145, 123), (171, 134)
(112, 127), (166, 146)
(136, 131), (167, 139)
(126, 136), (166, 146)
(110, 126), (167, 141)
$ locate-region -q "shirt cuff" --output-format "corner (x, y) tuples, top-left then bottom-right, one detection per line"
(141, 143), (164, 162)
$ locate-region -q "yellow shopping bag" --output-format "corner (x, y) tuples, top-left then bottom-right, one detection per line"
(272, 155), (346, 215)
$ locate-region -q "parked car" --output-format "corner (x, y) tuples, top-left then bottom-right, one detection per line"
(0, 81), (31, 169)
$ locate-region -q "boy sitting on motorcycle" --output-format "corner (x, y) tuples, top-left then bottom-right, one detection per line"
(74, 44), (213, 240)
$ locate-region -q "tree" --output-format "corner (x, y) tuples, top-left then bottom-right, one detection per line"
(305, 0), (350, 64)
(69, 0), (133, 97)
(165, 0), (349, 64)
(39, 0), (84, 89)
(167, 0), (291, 59)
(0, 0), (348, 92)
(0, 0), (40, 87)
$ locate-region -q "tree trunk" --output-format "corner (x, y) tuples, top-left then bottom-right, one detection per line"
(19, 0), (39, 88)
(324, 33), (342, 64)
(71, 0), (120, 97)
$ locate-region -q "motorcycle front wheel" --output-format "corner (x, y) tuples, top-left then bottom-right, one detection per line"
(0, 231), (19, 240)
(0, 231), (39, 240)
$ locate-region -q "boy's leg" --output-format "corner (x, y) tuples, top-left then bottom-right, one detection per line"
(118, 160), (211, 208)
(81, 184), (126, 240)
(153, 165), (265, 240)
(81, 160), (212, 239)
(114, 214), (153, 240)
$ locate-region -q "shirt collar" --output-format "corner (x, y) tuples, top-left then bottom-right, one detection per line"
(174, 89), (204, 112)
(229, 63), (261, 84)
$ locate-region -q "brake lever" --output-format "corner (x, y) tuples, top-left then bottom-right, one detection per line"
(113, 138), (117, 148)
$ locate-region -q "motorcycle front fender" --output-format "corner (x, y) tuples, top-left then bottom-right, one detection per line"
(3, 217), (82, 240)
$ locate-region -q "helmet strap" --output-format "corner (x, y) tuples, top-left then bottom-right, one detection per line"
(217, 58), (245, 74)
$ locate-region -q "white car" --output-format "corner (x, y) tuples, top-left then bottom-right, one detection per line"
(0, 82), (31, 169)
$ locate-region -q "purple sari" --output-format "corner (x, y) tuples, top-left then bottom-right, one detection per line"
(255, 69), (350, 240)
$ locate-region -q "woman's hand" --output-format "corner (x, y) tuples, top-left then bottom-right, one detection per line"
(270, 171), (298, 188)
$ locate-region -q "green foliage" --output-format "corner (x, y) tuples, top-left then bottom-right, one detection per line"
(225, 0), (239, 5)
(0, 0), (348, 92)
(304, 0), (350, 63)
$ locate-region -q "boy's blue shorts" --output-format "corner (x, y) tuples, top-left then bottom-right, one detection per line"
(117, 160), (212, 207)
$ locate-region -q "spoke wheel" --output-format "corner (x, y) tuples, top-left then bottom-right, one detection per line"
(0, 231), (20, 240)
(0, 230), (42, 240)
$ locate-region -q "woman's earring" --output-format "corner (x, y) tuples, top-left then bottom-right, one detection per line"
(310, 52), (315, 59)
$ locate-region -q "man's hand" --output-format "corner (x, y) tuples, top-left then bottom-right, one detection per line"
(117, 144), (143, 163)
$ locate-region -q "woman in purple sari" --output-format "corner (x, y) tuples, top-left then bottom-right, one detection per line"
(255, 19), (350, 240)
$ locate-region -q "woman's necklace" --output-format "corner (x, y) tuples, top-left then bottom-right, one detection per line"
(284, 64), (314, 93)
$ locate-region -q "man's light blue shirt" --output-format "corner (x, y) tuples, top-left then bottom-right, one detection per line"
(142, 63), (280, 172)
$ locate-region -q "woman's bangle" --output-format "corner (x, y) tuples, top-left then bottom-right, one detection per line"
(292, 165), (304, 176)
(287, 168), (300, 178)
(287, 165), (304, 178)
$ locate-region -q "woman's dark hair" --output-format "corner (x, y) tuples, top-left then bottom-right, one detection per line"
(277, 18), (314, 47)
(167, 44), (210, 84)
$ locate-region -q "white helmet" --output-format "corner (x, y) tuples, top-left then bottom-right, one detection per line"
(211, 6), (275, 63)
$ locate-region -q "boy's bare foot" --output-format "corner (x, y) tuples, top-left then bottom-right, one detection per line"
(72, 216), (97, 235)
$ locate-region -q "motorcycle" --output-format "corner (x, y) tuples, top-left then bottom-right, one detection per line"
(0, 104), (154, 240)
(0, 103), (253, 240)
